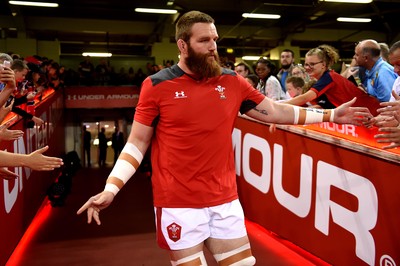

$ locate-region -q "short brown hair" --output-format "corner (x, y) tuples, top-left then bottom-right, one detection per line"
(11, 59), (28, 72)
(175, 11), (214, 42)
(286, 76), (305, 88)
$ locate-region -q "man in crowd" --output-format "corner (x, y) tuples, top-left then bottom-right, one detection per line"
(388, 41), (400, 101)
(277, 49), (295, 93)
(367, 40), (400, 149)
(354, 39), (397, 102)
(235, 62), (251, 78)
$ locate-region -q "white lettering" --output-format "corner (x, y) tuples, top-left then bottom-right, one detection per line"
(4, 138), (28, 213)
(242, 133), (271, 193)
(3, 177), (18, 214)
(106, 94), (139, 100)
(15, 137), (31, 184)
(232, 128), (242, 175)
(317, 122), (357, 137)
(236, 130), (378, 265)
(273, 144), (313, 218)
(78, 95), (105, 100)
(315, 161), (377, 266)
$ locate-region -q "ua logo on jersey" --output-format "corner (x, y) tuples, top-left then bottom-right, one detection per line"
(174, 91), (187, 99)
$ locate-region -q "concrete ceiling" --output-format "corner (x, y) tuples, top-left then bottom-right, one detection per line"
(1, 0), (400, 59)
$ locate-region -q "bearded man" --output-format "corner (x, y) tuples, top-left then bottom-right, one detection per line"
(78, 11), (373, 266)
(277, 49), (295, 92)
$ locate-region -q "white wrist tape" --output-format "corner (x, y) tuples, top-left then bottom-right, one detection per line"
(104, 143), (144, 196)
(293, 106), (335, 124)
(105, 183), (120, 195)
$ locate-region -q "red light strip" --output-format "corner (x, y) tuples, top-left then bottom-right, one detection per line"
(245, 219), (331, 265)
(6, 200), (52, 266)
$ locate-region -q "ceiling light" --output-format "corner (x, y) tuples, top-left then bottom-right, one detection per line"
(242, 13), (280, 19)
(242, 56), (262, 61)
(135, 8), (177, 14)
(82, 30), (107, 34)
(9, 1), (59, 7)
(321, 0), (372, 3)
(82, 52), (112, 57)
(337, 17), (371, 22)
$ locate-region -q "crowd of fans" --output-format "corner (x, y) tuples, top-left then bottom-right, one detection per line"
(229, 39), (400, 149)
(0, 38), (399, 179)
(71, 57), (170, 87)
(0, 52), (63, 179)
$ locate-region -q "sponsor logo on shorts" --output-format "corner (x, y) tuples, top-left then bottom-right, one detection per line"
(167, 222), (181, 242)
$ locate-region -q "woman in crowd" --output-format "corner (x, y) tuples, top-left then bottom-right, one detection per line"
(255, 58), (288, 101)
(290, 64), (310, 83)
(285, 44), (381, 116)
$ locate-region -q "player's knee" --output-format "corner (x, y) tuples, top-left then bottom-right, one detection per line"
(214, 243), (256, 266)
(170, 251), (208, 266)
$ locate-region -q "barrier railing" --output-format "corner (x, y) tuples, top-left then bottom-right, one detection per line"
(0, 90), (65, 266)
(235, 115), (399, 266)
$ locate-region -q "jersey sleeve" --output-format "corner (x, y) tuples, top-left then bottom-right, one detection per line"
(239, 75), (265, 114)
(310, 70), (334, 96)
(133, 77), (160, 127)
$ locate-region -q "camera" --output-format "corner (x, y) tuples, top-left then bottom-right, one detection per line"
(3, 60), (11, 68)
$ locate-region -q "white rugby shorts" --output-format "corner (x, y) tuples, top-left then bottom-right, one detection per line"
(154, 199), (247, 250)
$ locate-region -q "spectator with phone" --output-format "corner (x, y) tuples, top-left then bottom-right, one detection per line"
(0, 55), (17, 121)
(9, 59), (44, 127)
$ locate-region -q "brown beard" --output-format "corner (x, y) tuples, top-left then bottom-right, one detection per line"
(281, 63), (291, 70)
(185, 44), (222, 78)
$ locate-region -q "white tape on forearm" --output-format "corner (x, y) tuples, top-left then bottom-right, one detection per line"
(293, 107), (334, 125)
(123, 143), (144, 162)
(104, 143), (144, 196)
(304, 108), (324, 124)
(108, 160), (136, 183)
(104, 183), (120, 195)
(293, 106), (300, 124)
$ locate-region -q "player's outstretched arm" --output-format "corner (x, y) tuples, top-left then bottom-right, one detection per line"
(246, 97), (373, 126)
(77, 121), (154, 225)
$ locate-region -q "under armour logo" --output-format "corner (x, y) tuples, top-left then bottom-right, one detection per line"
(174, 91), (187, 99)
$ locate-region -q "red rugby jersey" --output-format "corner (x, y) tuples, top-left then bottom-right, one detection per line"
(134, 65), (265, 208)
